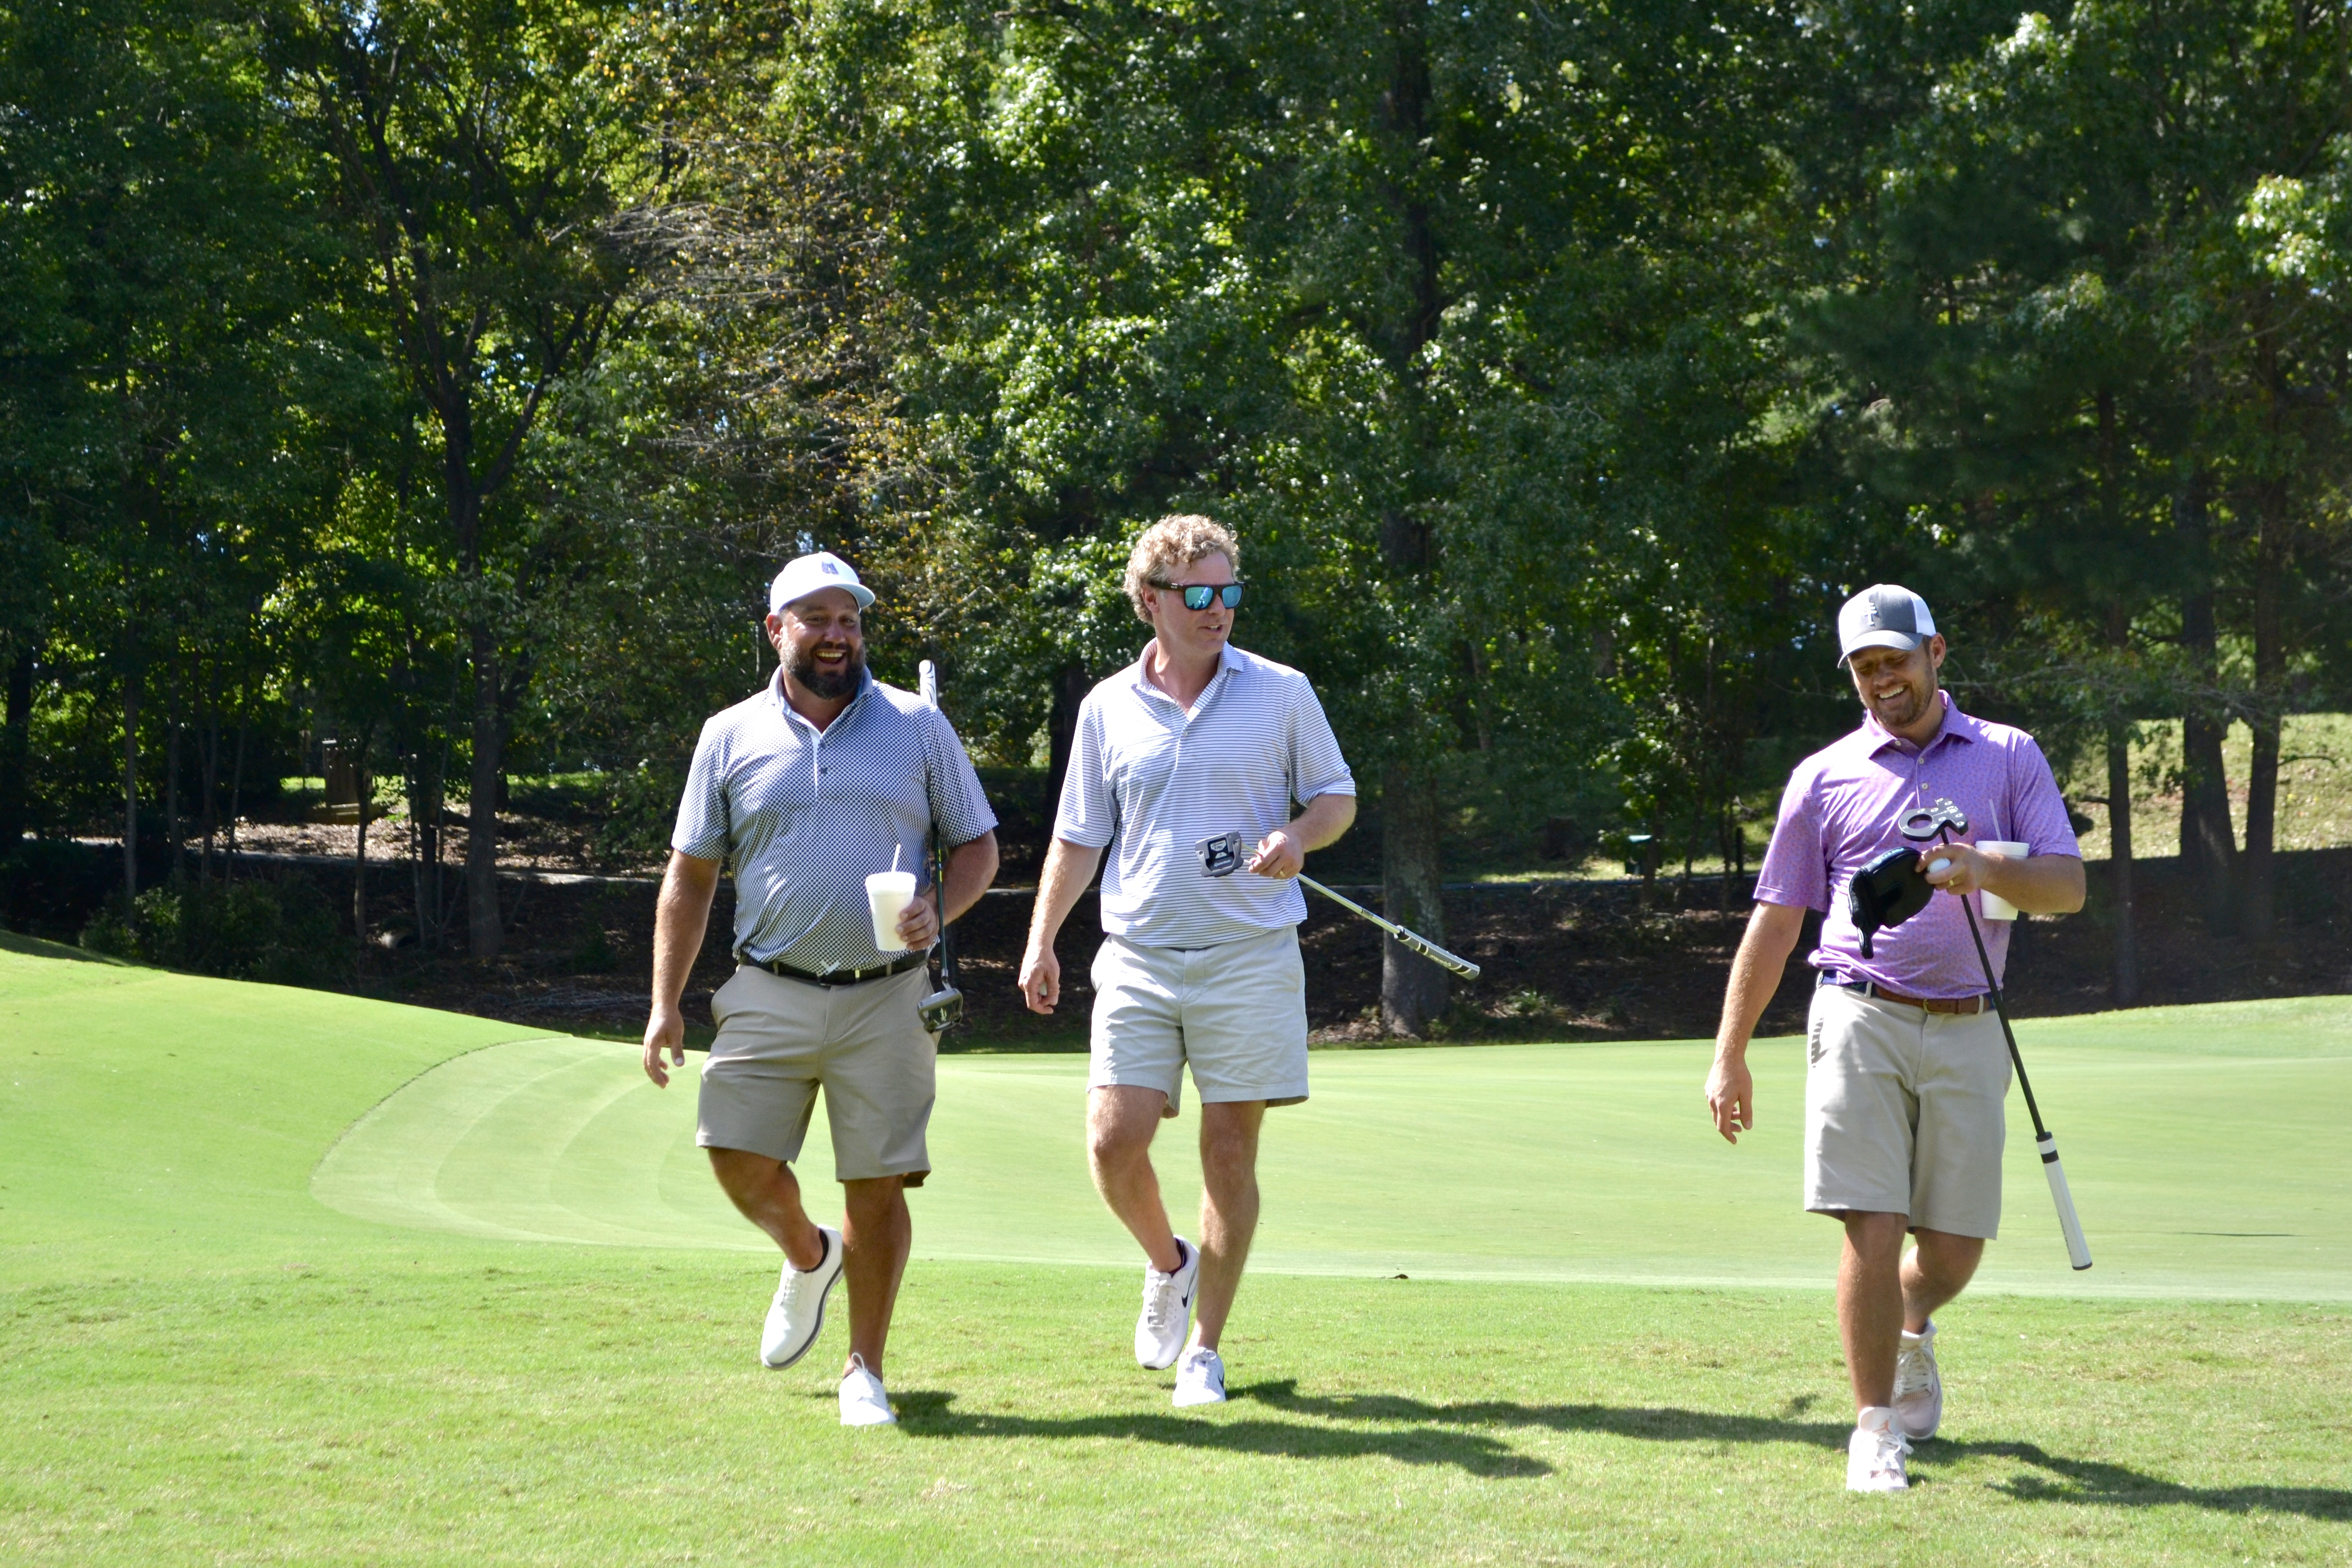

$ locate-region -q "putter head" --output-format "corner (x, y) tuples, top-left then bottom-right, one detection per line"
(918, 984), (964, 1033)
(1848, 845), (1933, 959)
(1899, 798), (1970, 843)
(1196, 831), (1245, 879)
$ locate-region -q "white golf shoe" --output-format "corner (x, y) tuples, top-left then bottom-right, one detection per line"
(1846, 1406), (1912, 1492)
(1171, 1343), (1227, 1408)
(1894, 1320), (1943, 1440)
(839, 1354), (896, 1427)
(760, 1226), (844, 1369)
(1134, 1237), (1199, 1370)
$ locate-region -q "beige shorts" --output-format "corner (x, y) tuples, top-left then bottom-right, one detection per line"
(1803, 983), (2011, 1238)
(698, 963), (936, 1185)
(1089, 925), (1309, 1115)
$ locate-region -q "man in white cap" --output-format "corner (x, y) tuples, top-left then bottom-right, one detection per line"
(1705, 583), (2084, 1490)
(642, 550), (999, 1427)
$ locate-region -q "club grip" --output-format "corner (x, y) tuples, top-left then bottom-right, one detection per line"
(1398, 930), (1481, 981)
(2039, 1133), (2092, 1270)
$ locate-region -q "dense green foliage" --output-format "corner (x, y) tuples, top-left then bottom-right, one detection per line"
(3, 0), (2348, 1022)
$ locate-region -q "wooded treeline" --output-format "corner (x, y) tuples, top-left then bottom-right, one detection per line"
(3, 0), (2349, 1032)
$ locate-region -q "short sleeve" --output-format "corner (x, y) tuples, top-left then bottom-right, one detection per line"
(1751, 766), (1829, 912)
(1286, 679), (1356, 802)
(925, 710), (999, 851)
(1051, 694), (1118, 848)
(671, 718), (732, 862)
(2008, 737), (2083, 858)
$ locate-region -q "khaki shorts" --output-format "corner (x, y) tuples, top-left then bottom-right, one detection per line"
(698, 964), (936, 1185)
(1089, 925), (1309, 1115)
(1803, 983), (2010, 1238)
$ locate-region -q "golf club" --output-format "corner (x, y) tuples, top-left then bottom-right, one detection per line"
(1195, 830), (1481, 981)
(916, 660), (966, 1033)
(1898, 798), (2093, 1270)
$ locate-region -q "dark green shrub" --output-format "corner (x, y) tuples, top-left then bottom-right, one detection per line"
(79, 879), (344, 986)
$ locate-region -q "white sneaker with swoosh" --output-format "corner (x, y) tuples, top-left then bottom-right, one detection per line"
(1171, 1343), (1227, 1408)
(1134, 1237), (1198, 1370)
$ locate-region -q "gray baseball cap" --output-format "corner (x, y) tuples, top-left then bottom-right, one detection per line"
(1836, 584), (1937, 666)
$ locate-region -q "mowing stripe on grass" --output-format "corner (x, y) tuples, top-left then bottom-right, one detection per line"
(305, 1009), (2352, 1300)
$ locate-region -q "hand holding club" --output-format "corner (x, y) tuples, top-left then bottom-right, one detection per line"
(1248, 829), (1304, 879)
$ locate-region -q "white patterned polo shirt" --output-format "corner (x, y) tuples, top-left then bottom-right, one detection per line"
(1054, 641), (1355, 948)
(673, 669), (997, 972)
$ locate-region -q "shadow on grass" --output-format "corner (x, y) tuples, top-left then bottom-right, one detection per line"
(1236, 1382), (2352, 1520)
(1919, 1441), (2352, 1520)
(889, 1389), (1549, 1478)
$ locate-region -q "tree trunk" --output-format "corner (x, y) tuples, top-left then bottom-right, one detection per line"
(467, 622), (504, 958)
(1371, 0), (1449, 1036)
(353, 734), (371, 955)
(1045, 658), (1092, 818)
(200, 706), (219, 887)
(2175, 476), (2234, 922)
(121, 672), (140, 903)
(1379, 762), (1448, 1038)
(2106, 726), (2138, 1007)
(2240, 501), (2288, 936)
(0, 646), (31, 849)
(225, 716), (247, 885)
(165, 712), (183, 886)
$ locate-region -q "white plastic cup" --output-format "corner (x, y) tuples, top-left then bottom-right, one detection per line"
(1975, 841), (2029, 920)
(865, 870), (917, 950)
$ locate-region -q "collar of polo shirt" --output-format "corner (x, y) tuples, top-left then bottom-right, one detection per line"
(1130, 639), (1244, 699)
(1863, 690), (1976, 755)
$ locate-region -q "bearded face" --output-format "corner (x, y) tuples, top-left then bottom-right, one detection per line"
(783, 625), (865, 699)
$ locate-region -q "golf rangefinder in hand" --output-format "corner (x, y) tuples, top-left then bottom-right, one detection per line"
(1194, 832), (1482, 982)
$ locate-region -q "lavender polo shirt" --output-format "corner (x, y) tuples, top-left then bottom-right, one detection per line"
(1752, 695), (2081, 997)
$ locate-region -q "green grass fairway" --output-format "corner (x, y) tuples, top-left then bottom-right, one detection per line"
(5, 936), (2350, 1564)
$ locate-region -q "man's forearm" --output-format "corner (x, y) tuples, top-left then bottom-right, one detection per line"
(940, 830), (1000, 923)
(651, 854), (720, 1012)
(1979, 852), (2087, 915)
(1287, 792), (1356, 853)
(1716, 904), (1806, 1052)
(1027, 837), (1104, 952)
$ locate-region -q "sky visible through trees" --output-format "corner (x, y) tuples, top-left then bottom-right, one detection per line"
(3, 0), (2348, 1031)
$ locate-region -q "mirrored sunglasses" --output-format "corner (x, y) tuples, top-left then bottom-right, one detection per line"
(1152, 580), (1245, 611)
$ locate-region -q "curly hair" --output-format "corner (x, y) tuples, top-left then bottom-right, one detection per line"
(1123, 514), (1241, 622)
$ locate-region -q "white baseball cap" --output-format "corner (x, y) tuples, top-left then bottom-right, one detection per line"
(1836, 584), (1937, 666)
(769, 551), (874, 614)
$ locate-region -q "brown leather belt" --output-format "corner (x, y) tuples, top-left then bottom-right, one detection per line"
(1823, 975), (1987, 1015)
(736, 950), (927, 987)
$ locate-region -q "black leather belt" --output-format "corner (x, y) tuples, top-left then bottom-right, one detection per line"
(1821, 973), (1987, 1015)
(736, 950), (927, 987)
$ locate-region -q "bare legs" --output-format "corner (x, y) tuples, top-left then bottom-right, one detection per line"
(1836, 1211), (1986, 1409)
(1087, 1085), (1267, 1351)
(708, 1147), (912, 1378)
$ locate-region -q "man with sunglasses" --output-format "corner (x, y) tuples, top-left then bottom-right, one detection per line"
(1019, 514), (1357, 1408)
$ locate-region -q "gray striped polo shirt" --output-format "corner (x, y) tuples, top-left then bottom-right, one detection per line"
(673, 670), (997, 972)
(1054, 641), (1355, 948)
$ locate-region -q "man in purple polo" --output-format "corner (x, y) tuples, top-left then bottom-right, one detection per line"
(1705, 584), (2085, 1493)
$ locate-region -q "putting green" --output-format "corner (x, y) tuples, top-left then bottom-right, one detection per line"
(6, 938), (2348, 1298)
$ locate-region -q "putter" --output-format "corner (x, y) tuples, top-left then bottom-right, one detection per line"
(1898, 798), (2093, 1270)
(1195, 831), (1481, 981)
(915, 661), (966, 1033)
